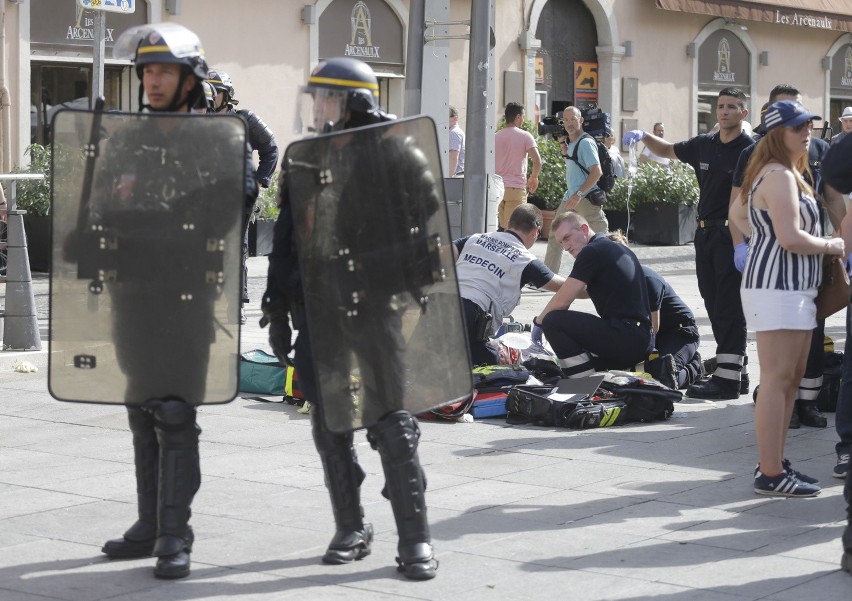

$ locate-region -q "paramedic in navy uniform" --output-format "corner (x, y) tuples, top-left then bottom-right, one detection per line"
(729, 100), (844, 498)
(624, 87), (753, 400)
(454, 204), (564, 365)
(533, 212), (653, 377)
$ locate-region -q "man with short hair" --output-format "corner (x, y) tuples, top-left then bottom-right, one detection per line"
(534, 212), (653, 378)
(640, 122), (671, 166)
(826, 133), (852, 573)
(603, 126), (625, 178)
(454, 203), (564, 365)
(543, 106), (608, 274)
(448, 105), (465, 176)
(624, 87), (753, 399)
(495, 102), (541, 230)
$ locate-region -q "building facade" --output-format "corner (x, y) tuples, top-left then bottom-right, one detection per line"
(2, 0), (852, 172)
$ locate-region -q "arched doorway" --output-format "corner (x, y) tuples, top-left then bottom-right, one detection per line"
(534, 1), (599, 118)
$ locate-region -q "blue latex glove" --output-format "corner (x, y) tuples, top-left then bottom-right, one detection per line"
(531, 323), (544, 347)
(846, 253), (852, 278)
(733, 242), (748, 272)
(622, 130), (646, 146)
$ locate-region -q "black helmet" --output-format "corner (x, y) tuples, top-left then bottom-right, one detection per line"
(194, 80), (216, 112)
(307, 57), (379, 115)
(297, 57), (391, 134)
(206, 69), (238, 111)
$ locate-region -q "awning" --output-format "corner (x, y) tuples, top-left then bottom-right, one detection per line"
(656, 0), (852, 33)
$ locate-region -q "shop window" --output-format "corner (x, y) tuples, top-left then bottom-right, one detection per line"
(31, 63), (126, 145)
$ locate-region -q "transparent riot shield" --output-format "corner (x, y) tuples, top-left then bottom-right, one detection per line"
(285, 116), (473, 432)
(48, 109), (247, 406)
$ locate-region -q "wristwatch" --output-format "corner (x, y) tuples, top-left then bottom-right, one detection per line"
(575, 189), (586, 199)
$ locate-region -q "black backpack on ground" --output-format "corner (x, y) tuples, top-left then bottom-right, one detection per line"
(568, 133), (616, 194)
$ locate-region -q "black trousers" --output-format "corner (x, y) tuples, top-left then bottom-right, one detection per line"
(694, 226), (746, 358)
(656, 324), (701, 387)
(542, 310), (654, 376)
(461, 298), (499, 367)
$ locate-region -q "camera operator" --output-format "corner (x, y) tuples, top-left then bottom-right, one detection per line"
(543, 107), (608, 274)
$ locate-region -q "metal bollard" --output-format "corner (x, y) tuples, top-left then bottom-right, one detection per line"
(1, 175), (44, 351)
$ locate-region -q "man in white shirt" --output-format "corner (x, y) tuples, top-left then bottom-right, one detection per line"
(448, 106), (465, 176)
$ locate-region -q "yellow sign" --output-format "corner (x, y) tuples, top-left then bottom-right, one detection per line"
(574, 62), (598, 91)
(535, 57), (544, 84)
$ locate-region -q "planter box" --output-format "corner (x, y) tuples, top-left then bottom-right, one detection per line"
(23, 214), (50, 272)
(604, 209), (634, 236)
(632, 203), (697, 246)
(248, 219), (275, 257)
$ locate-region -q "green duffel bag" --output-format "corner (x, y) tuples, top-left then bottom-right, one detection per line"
(239, 349), (286, 395)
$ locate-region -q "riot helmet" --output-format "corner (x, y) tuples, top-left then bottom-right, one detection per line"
(114, 23), (208, 112)
(295, 57), (391, 135)
(194, 80), (216, 113)
(206, 70), (238, 112)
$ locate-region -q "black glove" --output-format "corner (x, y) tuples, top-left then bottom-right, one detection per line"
(268, 318), (292, 366)
(260, 298), (292, 365)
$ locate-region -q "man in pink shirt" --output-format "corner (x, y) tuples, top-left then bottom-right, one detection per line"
(495, 102), (542, 230)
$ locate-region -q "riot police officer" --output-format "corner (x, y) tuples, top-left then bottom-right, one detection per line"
(93, 23), (255, 580)
(206, 69), (278, 323)
(262, 57), (440, 580)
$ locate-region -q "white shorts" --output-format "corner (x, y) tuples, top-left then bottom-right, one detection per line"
(740, 287), (817, 332)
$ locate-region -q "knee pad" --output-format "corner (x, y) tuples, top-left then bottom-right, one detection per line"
(367, 411), (420, 462)
(149, 399), (198, 433)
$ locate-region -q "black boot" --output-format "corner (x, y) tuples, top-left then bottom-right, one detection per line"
(103, 407), (158, 559)
(311, 410), (373, 564)
(686, 376), (740, 400)
(789, 400), (801, 429)
(798, 402), (828, 428)
(368, 411), (437, 580)
(150, 400), (200, 580)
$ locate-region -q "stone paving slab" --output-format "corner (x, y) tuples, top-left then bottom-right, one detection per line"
(1, 249), (851, 600)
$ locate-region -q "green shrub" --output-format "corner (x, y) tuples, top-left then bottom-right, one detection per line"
(606, 160), (699, 212)
(253, 171), (280, 221)
(12, 144), (52, 217)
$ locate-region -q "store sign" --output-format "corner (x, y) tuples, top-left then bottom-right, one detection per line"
(318, 0), (404, 71)
(77, 0), (135, 13)
(32, 0), (146, 50)
(830, 44), (852, 93)
(697, 30), (750, 90)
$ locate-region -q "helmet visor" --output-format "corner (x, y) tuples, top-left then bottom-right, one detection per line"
(295, 86), (348, 135)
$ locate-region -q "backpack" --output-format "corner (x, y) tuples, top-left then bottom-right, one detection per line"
(568, 133), (616, 194)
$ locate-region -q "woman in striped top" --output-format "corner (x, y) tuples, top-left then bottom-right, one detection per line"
(730, 100), (845, 497)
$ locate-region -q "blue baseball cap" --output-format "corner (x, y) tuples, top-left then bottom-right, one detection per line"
(762, 100), (821, 132)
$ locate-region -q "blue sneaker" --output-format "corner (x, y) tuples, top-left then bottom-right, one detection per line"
(753, 459), (818, 485)
(754, 469), (821, 497)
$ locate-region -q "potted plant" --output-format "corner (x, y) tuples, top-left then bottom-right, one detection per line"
(249, 173), (279, 256)
(606, 161), (699, 245)
(13, 144), (52, 272)
(530, 135), (566, 239)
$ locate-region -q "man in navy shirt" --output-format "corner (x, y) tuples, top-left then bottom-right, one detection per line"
(534, 212), (653, 377)
(624, 87), (753, 400)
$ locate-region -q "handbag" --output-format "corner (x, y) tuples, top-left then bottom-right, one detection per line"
(815, 255), (850, 319)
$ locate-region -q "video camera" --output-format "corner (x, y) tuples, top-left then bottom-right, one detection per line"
(537, 105), (612, 140)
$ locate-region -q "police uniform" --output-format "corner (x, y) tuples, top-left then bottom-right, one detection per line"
(263, 57), (441, 580)
(541, 233), (653, 376)
(93, 23), (254, 580)
(643, 266), (702, 388)
(455, 231), (554, 365)
(674, 131), (753, 398)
